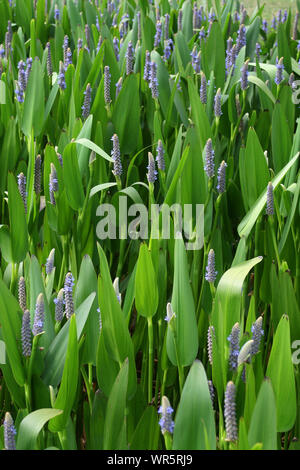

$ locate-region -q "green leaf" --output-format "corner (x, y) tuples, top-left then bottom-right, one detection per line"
(42, 293), (96, 387)
(167, 238), (198, 367)
(238, 152), (299, 238)
(48, 315), (79, 432)
(0, 280), (25, 386)
(17, 409), (63, 450)
(98, 244), (137, 398)
(112, 74), (141, 154)
(129, 406), (160, 450)
(103, 358), (129, 450)
(248, 379), (277, 450)
(266, 315), (296, 432)
(272, 103), (292, 173)
(21, 58), (45, 137)
(173, 360), (216, 450)
(8, 173), (28, 263)
(63, 142), (85, 211)
(75, 138), (113, 162)
(135, 244), (158, 318)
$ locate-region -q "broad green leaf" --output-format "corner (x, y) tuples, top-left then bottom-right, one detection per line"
(21, 59), (45, 137)
(167, 238), (198, 367)
(49, 315), (78, 432)
(173, 360), (216, 450)
(17, 409), (63, 450)
(135, 244), (158, 318)
(8, 173), (28, 263)
(63, 142), (85, 211)
(266, 315), (296, 432)
(238, 152), (299, 238)
(103, 358), (129, 450)
(248, 379), (277, 450)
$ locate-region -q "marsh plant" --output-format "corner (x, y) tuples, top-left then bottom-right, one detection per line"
(0, 0), (299, 452)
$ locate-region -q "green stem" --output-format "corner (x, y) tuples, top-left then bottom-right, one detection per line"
(147, 317), (154, 403)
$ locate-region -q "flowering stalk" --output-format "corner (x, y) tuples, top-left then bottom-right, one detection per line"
(158, 396), (174, 450)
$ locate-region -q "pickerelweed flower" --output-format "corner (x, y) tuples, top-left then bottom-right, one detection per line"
(214, 88), (222, 117)
(34, 154), (42, 195)
(54, 5), (60, 21)
(228, 323), (240, 370)
(255, 42), (261, 62)
(198, 26), (206, 43)
(18, 276), (27, 312)
(156, 140), (165, 171)
(46, 42), (53, 76)
(208, 380), (215, 407)
(149, 61), (159, 99)
(85, 24), (90, 52)
(18, 60), (26, 93)
(55, 146), (63, 167)
(113, 277), (122, 305)
(63, 35), (69, 66)
(277, 10), (282, 23)
(21, 309), (32, 357)
(78, 37), (83, 54)
(163, 39), (173, 62)
(49, 163), (58, 205)
(251, 316), (264, 356)
(32, 293), (45, 336)
(240, 8), (247, 25)
(282, 10), (287, 23)
(17, 173), (27, 213)
(82, 83), (92, 120)
(64, 272), (75, 319)
(200, 71), (207, 104)
(147, 152), (157, 184)
(137, 11), (141, 41)
(266, 181), (274, 216)
(113, 36), (120, 61)
(224, 381), (238, 442)
(46, 248), (55, 275)
(293, 13), (299, 40)
(237, 340), (254, 366)
(164, 13), (170, 40)
(4, 412), (16, 450)
(126, 40), (134, 75)
(66, 47), (72, 66)
(111, 134), (122, 177)
(104, 65), (111, 104)
(204, 138), (215, 179)
(240, 59), (249, 90)
(115, 77), (122, 98)
(15, 82), (24, 103)
(154, 20), (162, 47)
(5, 31), (11, 59)
(236, 24), (246, 54)
(225, 37), (233, 74)
(26, 58), (33, 86)
(58, 61), (66, 90)
(191, 46), (201, 73)
(262, 19), (268, 34)
(207, 325), (215, 365)
(217, 160), (227, 194)
(54, 289), (65, 323)
(96, 15), (100, 32)
(193, 3), (198, 33)
(165, 303), (176, 323)
(97, 307), (102, 332)
(0, 44), (4, 58)
(177, 9), (183, 31)
(205, 249), (217, 283)
(271, 16), (277, 29)
(143, 50), (151, 82)
(158, 396), (175, 434)
(275, 57), (284, 85)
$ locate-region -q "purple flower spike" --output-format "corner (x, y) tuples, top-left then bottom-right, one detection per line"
(251, 316), (264, 356)
(158, 396), (175, 434)
(204, 139), (215, 179)
(147, 152), (157, 184)
(104, 65), (111, 104)
(266, 182), (274, 216)
(64, 272), (75, 319)
(111, 133), (122, 177)
(224, 381), (238, 442)
(149, 61), (159, 99)
(82, 83), (92, 120)
(217, 160), (227, 194)
(156, 139), (165, 171)
(4, 413), (16, 450)
(227, 322), (240, 371)
(32, 293), (45, 336)
(21, 309), (32, 357)
(205, 249), (217, 283)
(275, 57), (284, 85)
